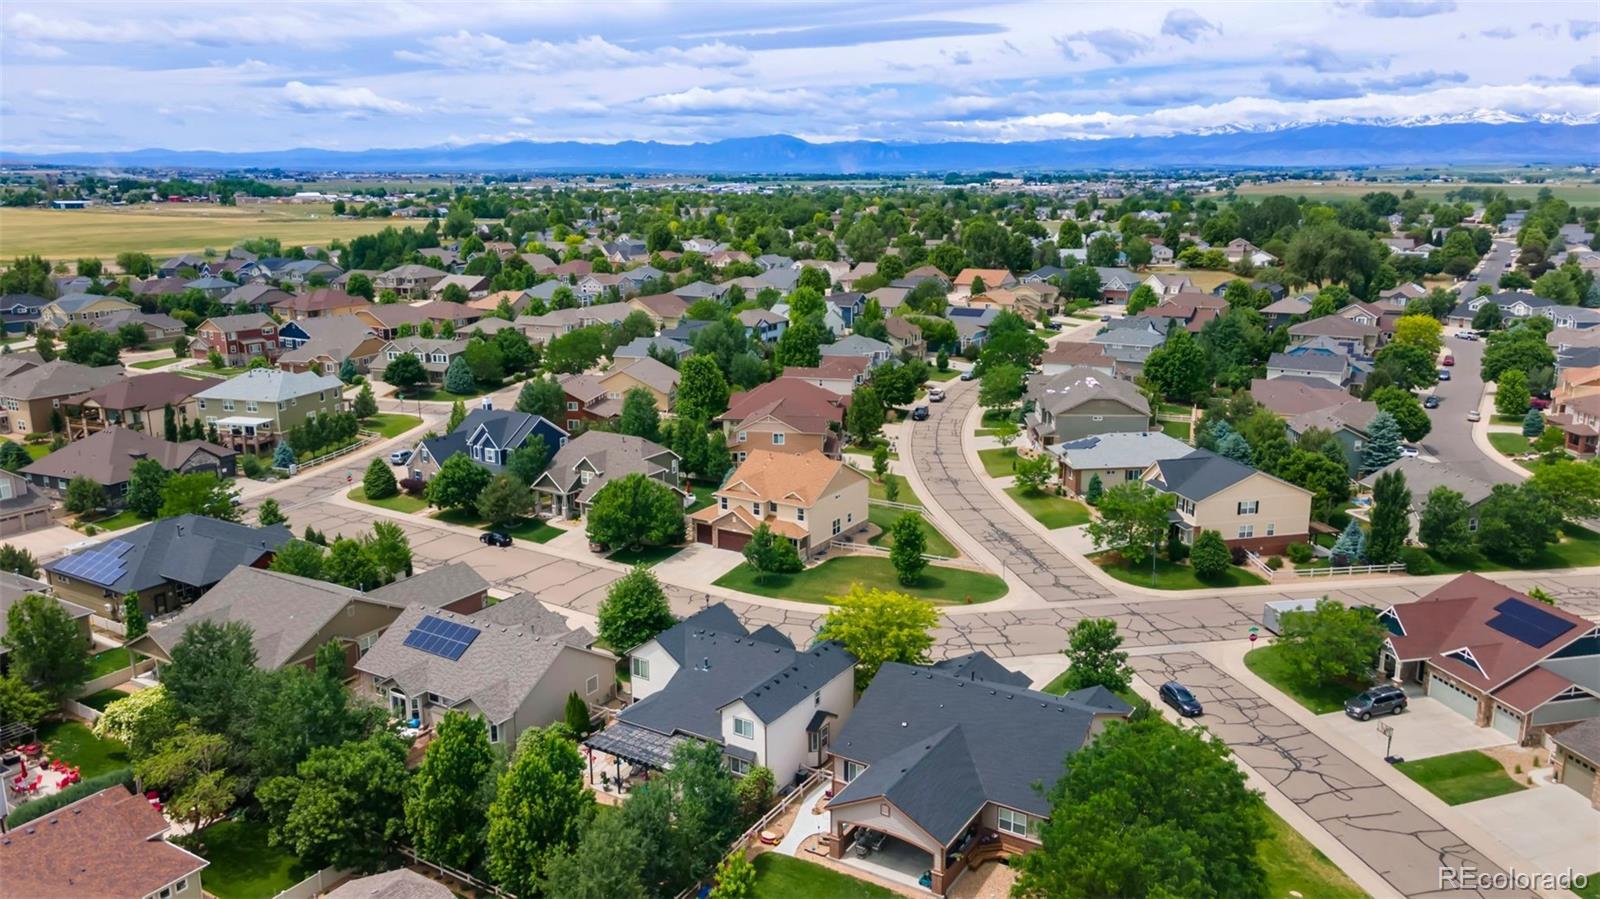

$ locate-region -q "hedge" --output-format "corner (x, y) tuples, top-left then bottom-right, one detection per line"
(4, 769), (134, 827)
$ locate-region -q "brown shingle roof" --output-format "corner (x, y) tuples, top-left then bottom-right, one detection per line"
(23, 427), (234, 485)
(1, 360), (125, 401)
(722, 379), (848, 434)
(1249, 377), (1358, 417)
(714, 449), (861, 506)
(0, 785), (207, 898)
(277, 288), (371, 314)
(66, 371), (220, 410)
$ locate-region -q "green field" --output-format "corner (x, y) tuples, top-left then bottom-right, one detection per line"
(867, 504), (958, 557)
(0, 203), (398, 263)
(1397, 750), (1526, 805)
(1092, 551), (1268, 590)
(715, 556), (1006, 605)
(1161, 419), (1192, 442)
(86, 648), (133, 680)
(1003, 486), (1091, 529)
(361, 413), (423, 439)
(1487, 432), (1532, 457)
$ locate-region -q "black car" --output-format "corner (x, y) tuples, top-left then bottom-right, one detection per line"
(1345, 685), (1407, 721)
(910, 406), (930, 421)
(1423, 395), (1440, 409)
(480, 531), (512, 547)
(1159, 681), (1203, 717)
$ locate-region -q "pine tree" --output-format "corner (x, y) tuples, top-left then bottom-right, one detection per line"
(1217, 431), (1255, 466)
(1366, 470), (1411, 565)
(362, 456), (398, 499)
(1332, 518), (1365, 563)
(352, 383), (378, 419)
(1085, 474), (1104, 505)
(1522, 408), (1545, 437)
(443, 356), (476, 395)
(273, 441), (296, 469)
(163, 405), (178, 442)
(1361, 411), (1404, 473)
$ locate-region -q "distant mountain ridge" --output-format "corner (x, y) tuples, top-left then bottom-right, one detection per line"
(8, 123), (1598, 173)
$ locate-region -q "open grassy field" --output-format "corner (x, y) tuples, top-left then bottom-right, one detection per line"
(0, 203), (397, 263)
(1226, 179), (1600, 204)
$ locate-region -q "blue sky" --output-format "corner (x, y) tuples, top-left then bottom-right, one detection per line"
(2, 0), (1597, 153)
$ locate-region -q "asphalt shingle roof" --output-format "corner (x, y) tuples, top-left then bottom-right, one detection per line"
(47, 515), (291, 595)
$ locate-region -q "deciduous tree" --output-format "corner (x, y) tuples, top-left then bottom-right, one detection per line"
(406, 710), (496, 870)
(1276, 599), (1386, 689)
(426, 453), (491, 511)
(1085, 482), (1172, 566)
(486, 727), (596, 897)
(818, 585), (937, 689)
(586, 474), (684, 550)
(259, 732), (410, 873)
(1418, 487), (1473, 560)
(2, 593), (90, 701)
(889, 511), (929, 585)
(597, 566), (675, 651)
(1058, 618), (1132, 693)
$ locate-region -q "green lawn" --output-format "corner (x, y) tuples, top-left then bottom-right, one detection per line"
(1092, 552), (1268, 590)
(360, 413), (423, 439)
(868, 473), (921, 506)
(407, 382), (502, 401)
(86, 648), (133, 680)
(715, 556), (1007, 605)
(1258, 807), (1368, 899)
(1244, 644), (1369, 714)
(187, 364), (252, 377)
(1487, 432), (1532, 456)
(79, 688), (129, 712)
(977, 447), (1019, 477)
(38, 720), (130, 779)
(1160, 419), (1192, 442)
(194, 820), (309, 899)
(609, 544), (685, 567)
(751, 852), (893, 899)
(348, 486), (429, 514)
(927, 368), (960, 381)
(1, 438), (53, 461)
(1573, 874), (1600, 899)
(431, 508), (565, 543)
(1427, 525), (1600, 572)
(868, 504), (957, 557)
(843, 440), (898, 461)
(686, 481), (718, 513)
(75, 509), (145, 532)
(1003, 486), (1090, 528)
(1396, 750), (1526, 805)
(979, 408), (1018, 428)
(130, 357), (182, 370)
(1157, 402), (1192, 417)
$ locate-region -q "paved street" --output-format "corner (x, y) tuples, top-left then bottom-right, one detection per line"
(1425, 328), (1517, 486)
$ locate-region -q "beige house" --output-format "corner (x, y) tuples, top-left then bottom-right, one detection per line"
(0, 358), (126, 436)
(597, 356), (680, 413)
(194, 369), (345, 452)
(1143, 448), (1313, 554)
(691, 450), (868, 557)
(375, 263), (449, 299)
(720, 378), (846, 461)
(368, 337), (470, 385)
(37, 293), (139, 329)
(64, 371), (219, 440)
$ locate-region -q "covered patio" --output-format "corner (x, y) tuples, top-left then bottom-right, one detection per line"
(581, 722), (689, 799)
(841, 829), (936, 892)
(214, 415), (275, 451)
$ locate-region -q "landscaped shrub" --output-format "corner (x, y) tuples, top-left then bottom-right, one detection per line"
(1165, 531), (1188, 562)
(1229, 545), (1248, 566)
(1266, 556), (1284, 570)
(1400, 546), (1435, 576)
(399, 477), (426, 496)
(239, 455), (266, 479)
(5, 769), (134, 827)
(1285, 542), (1313, 564)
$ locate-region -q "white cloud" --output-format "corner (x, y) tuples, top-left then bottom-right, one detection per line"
(1282, 41), (1389, 73)
(1359, 0), (1457, 18)
(1161, 9), (1221, 43)
(1573, 60), (1600, 86)
(282, 81), (414, 115)
(1573, 20), (1600, 40)
(1056, 29), (1153, 64)
(396, 31), (748, 73)
(639, 86), (821, 114)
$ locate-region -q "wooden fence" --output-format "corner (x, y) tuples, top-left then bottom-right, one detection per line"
(397, 846), (516, 899)
(673, 768), (828, 899)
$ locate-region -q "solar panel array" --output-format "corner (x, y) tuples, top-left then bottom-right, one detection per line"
(402, 614), (481, 661)
(53, 539), (136, 587)
(1487, 598), (1575, 648)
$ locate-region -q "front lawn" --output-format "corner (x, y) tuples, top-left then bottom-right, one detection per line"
(194, 820), (308, 899)
(868, 473), (920, 506)
(609, 544), (685, 567)
(1487, 432), (1532, 456)
(927, 368), (960, 381)
(977, 447), (1019, 477)
(86, 648), (133, 680)
(432, 508), (564, 543)
(714, 556), (1007, 605)
(843, 439), (898, 461)
(751, 852), (893, 899)
(1258, 807), (1368, 899)
(1426, 525), (1600, 572)
(1003, 486), (1090, 528)
(131, 358), (181, 370)
(348, 486), (429, 514)
(2, 438), (53, 461)
(1243, 644), (1368, 715)
(38, 720), (129, 779)
(1092, 551), (1268, 590)
(1396, 750), (1526, 805)
(868, 504), (957, 557)
(184, 365), (252, 378)
(360, 412), (423, 438)
(75, 509), (144, 532)
(407, 381), (502, 402)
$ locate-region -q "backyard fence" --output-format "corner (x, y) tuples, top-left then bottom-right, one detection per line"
(271, 436), (372, 474)
(269, 865), (355, 899)
(1293, 562), (1407, 578)
(397, 846), (516, 899)
(73, 658), (155, 698)
(672, 768), (829, 899)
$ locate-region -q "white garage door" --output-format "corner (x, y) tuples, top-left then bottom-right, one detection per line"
(1491, 704), (1522, 741)
(1561, 750), (1597, 799)
(1428, 674), (1480, 720)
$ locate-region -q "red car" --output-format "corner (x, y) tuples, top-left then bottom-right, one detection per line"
(1441, 354), (1455, 366)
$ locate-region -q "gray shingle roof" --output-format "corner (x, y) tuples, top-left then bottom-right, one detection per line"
(1029, 367), (1149, 417)
(1, 360), (125, 401)
(1048, 431), (1195, 471)
(533, 430), (677, 502)
(46, 515), (291, 595)
(1268, 352), (1347, 374)
(194, 368), (342, 402)
(370, 562), (489, 609)
(324, 868), (454, 899)
(1147, 449), (1261, 500)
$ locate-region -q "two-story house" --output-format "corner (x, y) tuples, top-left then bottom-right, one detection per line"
(594, 357), (681, 414)
(720, 379), (848, 462)
(275, 317), (387, 376)
(1091, 319), (1167, 379)
(63, 371), (217, 440)
(1025, 367), (1150, 446)
(691, 450), (868, 557)
(1288, 313), (1381, 356)
(194, 369), (344, 452)
(0, 292), (47, 334)
(192, 313), (280, 366)
(1142, 448), (1313, 554)
(368, 337), (470, 385)
(594, 602), (856, 784)
(37, 293), (139, 329)
(273, 288), (371, 322)
(776, 356), (870, 397)
(408, 408), (569, 481)
(375, 263), (449, 299)
(529, 430), (683, 519)
(1548, 393), (1600, 456)
(0, 359), (125, 436)
(820, 334), (894, 370)
(22, 428), (236, 507)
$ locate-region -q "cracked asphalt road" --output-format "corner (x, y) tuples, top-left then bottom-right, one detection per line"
(1133, 653), (1533, 899)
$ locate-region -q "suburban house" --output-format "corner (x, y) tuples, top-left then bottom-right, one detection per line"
(592, 602), (855, 784)
(358, 599), (617, 748)
(44, 515), (293, 624)
(273, 288), (371, 322)
(529, 431), (683, 519)
(1092, 267), (1141, 303)
(1356, 458), (1493, 541)
(951, 268), (1017, 301)
(517, 301), (634, 346)
(592, 356), (682, 414)
(825, 655), (1132, 895)
(1266, 350), (1352, 388)
(1548, 393), (1600, 457)
(720, 378), (848, 462)
(1142, 449), (1314, 554)
(1288, 315), (1381, 356)
(738, 308), (788, 343)
(194, 369), (345, 452)
(1, 572), (91, 672)
(0, 470), (53, 537)
(883, 317), (925, 358)
(778, 356), (870, 396)
(1048, 430), (1194, 497)
(629, 292), (690, 329)
(0, 292), (47, 334)
(37, 293), (139, 329)
(691, 450), (868, 557)
(62, 371), (218, 440)
(948, 307), (1000, 352)
(368, 562), (492, 614)
(355, 302), (442, 339)
(429, 273), (490, 300)
(276, 317), (387, 376)
(376, 263), (449, 298)
(408, 408), (568, 481)
(1286, 400), (1382, 475)
(821, 334), (894, 370)
(1038, 342), (1113, 377)
(21, 428), (236, 506)
(0, 359), (126, 436)
(0, 784), (209, 899)
(1377, 573), (1600, 746)
(1091, 319), (1167, 379)
(368, 337), (469, 386)
(1262, 294), (1313, 328)
(219, 283), (291, 313)
(129, 566), (413, 676)
(615, 335), (692, 364)
(1551, 720), (1600, 809)
(1250, 377), (1360, 419)
(1446, 291), (1556, 329)
(1138, 293), (1227, 333)
(192, 313), (280, 366)
(1025, 367), (1150, 445)
(1143, 272), (1193, 297)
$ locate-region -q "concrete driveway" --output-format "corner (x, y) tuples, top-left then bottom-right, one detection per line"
(1453, 780), (1600, 875)
(1317, 697), (1512, 762)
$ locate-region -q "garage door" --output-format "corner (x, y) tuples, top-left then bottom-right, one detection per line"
(717, 530), (750, 553)
(1428, 674), (1480, 721)
(695, 523), (713, 545)
(1491, 704), (1522, 741)
(1561, 750), (1597, 799)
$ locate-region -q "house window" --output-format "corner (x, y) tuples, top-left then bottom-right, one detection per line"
(719, 496), (728, 511)
(1091, 415), (1104, 422)
(733, 717), (755, 739)
(630, 657), (649, 680)
(1468, 517), (1479, 532)
(997, 807), (1032, 837)
(752, 502), (761, 518)
(832, 518), (841, 536)
(797, 507), (805, 522)
(567, 401), (578, 411)
(175, 880), (188, 894)
(586, 674), (600, 695)
(1236, 501), (1259, 515)
(387, 350), (399, 361)
(1125, 469), (1139, 480)
(843, 760), (863, 782)
(809, 731), (820, 752)
(1266, 522), (1276, 537)
(768, 501), (778, 514)
(727, 756), (751, 776)
(197, 399), (207, 409)
(488, 721), (502, 744)
(1238, 525), (1254, 539)
(737, 431), (748, 443)
(772, 432), (785, 445)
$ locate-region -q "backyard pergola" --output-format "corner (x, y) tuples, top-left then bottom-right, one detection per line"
(582, 723), (690, 791)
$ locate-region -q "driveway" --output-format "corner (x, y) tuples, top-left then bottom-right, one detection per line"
(1317, 697), (1512, 762)
(1132, 652), (1532, 898)
(1452, 781), (1600, 876)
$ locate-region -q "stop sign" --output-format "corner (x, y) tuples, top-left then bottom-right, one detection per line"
(1249, 633), (1258, 643)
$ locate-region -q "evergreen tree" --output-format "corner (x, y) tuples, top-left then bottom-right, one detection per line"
(163, 405), (179, 442)
(1366, 470), (1411, 564)
(1332, 518), (1366, 563)
(273, 441), (296, 469)
(1361, 411), (1404, 472)
(352, 383), (378, 419)
(447, 399), (467, 433)
(256, 498), (286, 527)
(362, 456), (398, 499)
(1216, 431), (1255, 467)
(1522, 408), (1545, 437)
(443, 356), (477, 395)
(1084, 473), (1103, 505)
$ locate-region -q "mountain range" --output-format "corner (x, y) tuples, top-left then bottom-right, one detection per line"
(7, 123), (1598, 173)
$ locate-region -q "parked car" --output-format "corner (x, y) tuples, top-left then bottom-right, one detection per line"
(1400, 445), (1420, 458)
(1423, 395), (1440, 409)
(1345, 685), (1407, 721)
(480, 531), (512, 547)
(1441, 354), (1455, 366)
(1467, 409), (1481, 422)
(1455, 330), (1477, 341)
(1530, 397), (1551, 410)
(1158, 681), (1203, 717)
(928, 387), (946, 402)
(389, 449), (413, 465)
(910, 406), (930, 421)
(959, 370), (975, 381)
(1437, 369), (1451, 381)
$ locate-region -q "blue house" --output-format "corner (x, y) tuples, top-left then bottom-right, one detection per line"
(276, 320), (315, 350)
(410, 408), (568, 481)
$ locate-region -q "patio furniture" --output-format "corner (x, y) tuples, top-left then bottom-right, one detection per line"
(759, 829), (781, 845)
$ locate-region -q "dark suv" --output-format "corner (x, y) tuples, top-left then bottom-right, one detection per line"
(1344, 685), (1407, 720)
(1158, 681), (1203, 717)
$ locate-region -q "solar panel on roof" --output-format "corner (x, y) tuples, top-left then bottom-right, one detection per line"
(1487, 598), (1576, 648)
(402, 615), (480, 661)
